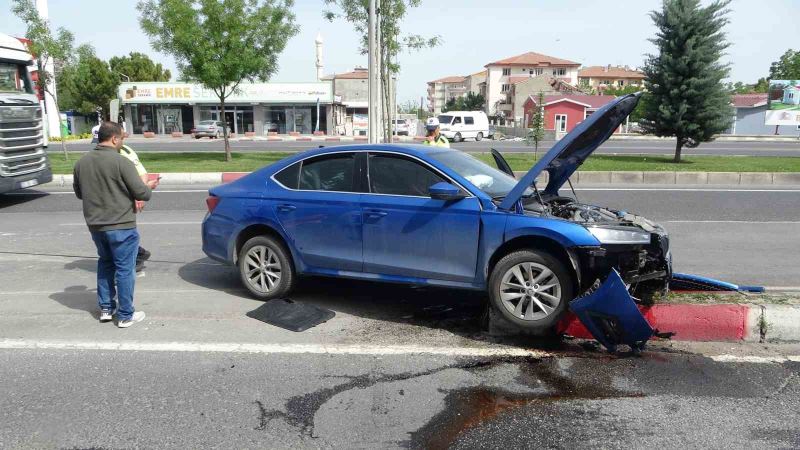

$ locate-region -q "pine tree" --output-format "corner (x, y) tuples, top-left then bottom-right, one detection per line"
(641, 0), (733, 162)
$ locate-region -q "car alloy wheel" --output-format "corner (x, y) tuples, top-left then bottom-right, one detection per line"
(498, 262), (562, 321)
(244, 245), (282, 294)
(454, 132), (462, 142)
(476, 132), (483, 141)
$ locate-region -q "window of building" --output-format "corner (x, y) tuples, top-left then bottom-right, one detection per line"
(298, 153), (356, 192)
(502, 68), (511, 76)
(465, 117), (475, 125)
(552, 68), (567, 77)
(368, 154), (446, 197)
(618, 80), (625, 87)
(501, 84), (511, 92)
(555, 114), (567, 132)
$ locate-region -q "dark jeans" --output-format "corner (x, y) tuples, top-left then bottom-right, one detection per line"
(90, 228), (140, 320)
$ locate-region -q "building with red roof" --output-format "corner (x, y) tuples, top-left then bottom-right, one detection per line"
(522, 94), (617, 134)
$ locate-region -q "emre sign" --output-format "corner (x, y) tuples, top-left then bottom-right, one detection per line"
(118, 82), (334, 104)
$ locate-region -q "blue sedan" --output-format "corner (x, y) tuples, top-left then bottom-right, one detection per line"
(202, 94), (671, 335)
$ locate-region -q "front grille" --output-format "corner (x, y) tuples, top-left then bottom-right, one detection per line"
(0, 110), (47, 176)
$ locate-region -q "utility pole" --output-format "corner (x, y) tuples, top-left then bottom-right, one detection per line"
(367, 0), (380, 144)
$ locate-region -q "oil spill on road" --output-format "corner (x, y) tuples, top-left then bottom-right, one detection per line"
(407, 358), (644, 450)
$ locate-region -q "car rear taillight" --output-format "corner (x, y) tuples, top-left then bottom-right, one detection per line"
(206, 196), (220, 213)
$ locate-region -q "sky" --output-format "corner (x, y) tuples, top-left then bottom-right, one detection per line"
(1, 0), (797, 104)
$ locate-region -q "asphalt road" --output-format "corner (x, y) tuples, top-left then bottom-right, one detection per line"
(56, 137), (800, 156)
(1, 187), (799, 448)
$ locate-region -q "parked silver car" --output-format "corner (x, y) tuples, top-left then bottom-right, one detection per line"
(193, 120), (230, 139)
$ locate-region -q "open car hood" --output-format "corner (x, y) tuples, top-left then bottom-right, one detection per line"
(498, 92), (642, 210)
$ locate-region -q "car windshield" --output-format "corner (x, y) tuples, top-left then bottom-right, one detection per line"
(429, 151), (534, 199)
(437, 115), (453, 125)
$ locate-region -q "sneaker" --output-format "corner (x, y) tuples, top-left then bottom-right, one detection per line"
(135, 259), (145, 273)
(138, 248), (151, 262)
(117, 311), (146, 328)
(99, 310), (114, 323)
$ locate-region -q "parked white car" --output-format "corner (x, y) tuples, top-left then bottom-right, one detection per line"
(392, 119), (410, 136)
(437, 111), (490, 142)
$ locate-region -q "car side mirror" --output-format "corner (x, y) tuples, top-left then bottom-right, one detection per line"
(429, 182), (466, 201)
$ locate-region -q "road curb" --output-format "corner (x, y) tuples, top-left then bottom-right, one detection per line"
(560, 303), (800, 343)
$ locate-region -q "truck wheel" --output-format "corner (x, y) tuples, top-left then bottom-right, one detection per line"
(488, 249), (572, 334)
(454, 132), (462, 142)
(238, 235), (296, 300)
(475, 132), (483, 142)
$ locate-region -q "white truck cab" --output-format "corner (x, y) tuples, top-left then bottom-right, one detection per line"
(0, 33), (52, 194)
(437, 110), (490, 142)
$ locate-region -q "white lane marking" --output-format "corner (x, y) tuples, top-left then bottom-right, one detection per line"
(5, 190), (209, 195)
(59, 221), (202, 226)
(0, 339), (549, 358)
(711, 354), (800, 364)
(575, 188), (800, 192)
(665, 220), (800, 224)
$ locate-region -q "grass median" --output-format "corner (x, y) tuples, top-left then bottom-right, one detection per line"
(47, 151), (800, 174)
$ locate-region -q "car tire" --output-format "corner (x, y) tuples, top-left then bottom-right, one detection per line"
(238, 235), (296, 300)
(454, 132), (462, 142)
(488, 249), (573, 335)
(194, 135), (201, 140)
(214, 131), (220, 139)
(475, 132), (483, 142)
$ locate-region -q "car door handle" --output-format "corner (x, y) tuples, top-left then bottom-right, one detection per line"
(364, 210), (388, 218)
(277, 204), (296, 212)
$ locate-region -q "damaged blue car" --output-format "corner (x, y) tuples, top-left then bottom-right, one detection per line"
(202, 93), (667, 347)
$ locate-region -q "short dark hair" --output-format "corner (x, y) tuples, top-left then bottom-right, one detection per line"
(98, 121), (124, 143)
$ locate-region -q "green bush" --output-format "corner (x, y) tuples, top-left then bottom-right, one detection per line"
(50, 132), (92, 142)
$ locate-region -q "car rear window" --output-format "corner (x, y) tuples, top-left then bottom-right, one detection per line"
(199, 120), (216, 125)
(274, 162), (300, 189)
(298, 153), (356, 192)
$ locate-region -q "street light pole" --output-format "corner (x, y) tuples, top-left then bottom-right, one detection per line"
(368, 0), (377, 144)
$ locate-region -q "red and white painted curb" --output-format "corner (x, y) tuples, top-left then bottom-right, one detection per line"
(559, 303), (800, 343)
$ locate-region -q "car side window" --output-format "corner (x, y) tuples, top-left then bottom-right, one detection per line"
(299, 153), (356, 192)
(274, 162), (300, 189)
(368, 154), (446, 197)
(465, 117), (475, 125)
(453, 117), (462, 125)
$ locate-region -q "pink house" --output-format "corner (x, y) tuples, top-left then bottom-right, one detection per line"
(523, 95), (617, 133)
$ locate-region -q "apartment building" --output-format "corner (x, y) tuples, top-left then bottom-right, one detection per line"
(578, 65), (646, 90)
(427, 76), (467, 115)
(484, 51), (581, 116)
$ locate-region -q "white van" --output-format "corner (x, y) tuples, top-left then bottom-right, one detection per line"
(437, 111), (490, 142)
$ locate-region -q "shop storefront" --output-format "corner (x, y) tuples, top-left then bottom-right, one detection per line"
(118, 82), (336, 135)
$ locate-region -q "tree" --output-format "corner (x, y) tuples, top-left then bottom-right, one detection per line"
(769, 49), (800, 80)
(109, 52), (172, 82)
(138, 0), (298, 161)
(11, 0), (74, 159)
(58, 45), (119, 119)
(441, 92), (485, 112)
(525, 92), (545, 159)
(753, 77), (769, 93)
(640, 0), (733, 162)
(324, 0), (440, 140)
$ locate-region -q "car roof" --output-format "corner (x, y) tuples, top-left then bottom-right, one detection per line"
(286, 143), (453, 160)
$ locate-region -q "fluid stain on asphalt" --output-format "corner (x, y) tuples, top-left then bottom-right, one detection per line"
(407, 358), (644, 450)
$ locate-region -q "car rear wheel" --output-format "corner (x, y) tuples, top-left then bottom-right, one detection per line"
(214, 131), (220, 139)
(454, 132), (462, 142)
(238, 235), (295, 300)
(488, 249), (572, 334)
(475, 132), (483, 142)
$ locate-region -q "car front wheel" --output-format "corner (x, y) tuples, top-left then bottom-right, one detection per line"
(488, 249), (572, 334)
(475, 132), (483, 141)
(238, 235), (295, 300)
(454, 132), (462, 142)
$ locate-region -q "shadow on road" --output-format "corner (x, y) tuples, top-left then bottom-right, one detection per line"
(0, 191), (49, 209)
(49, 285), (98, 319)
(64, 258), (97, 273)
(177, 257), (564, 349)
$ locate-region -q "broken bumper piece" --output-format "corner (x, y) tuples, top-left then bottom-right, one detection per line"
(669, 273), (764, 293)
(569, 269), (654, 352)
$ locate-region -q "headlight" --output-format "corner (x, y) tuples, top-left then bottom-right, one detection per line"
(586, 226), (651, 245)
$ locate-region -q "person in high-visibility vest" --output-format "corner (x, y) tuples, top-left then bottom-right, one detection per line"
(422, 117), (450, 147)
(119, 144), (152, 272)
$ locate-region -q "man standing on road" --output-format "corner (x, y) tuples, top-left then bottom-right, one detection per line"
(90, 122), (100, 144)
(422, 117), (450, 147)
(73, 122), (159, 328)
(119, 143), (153, 272)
